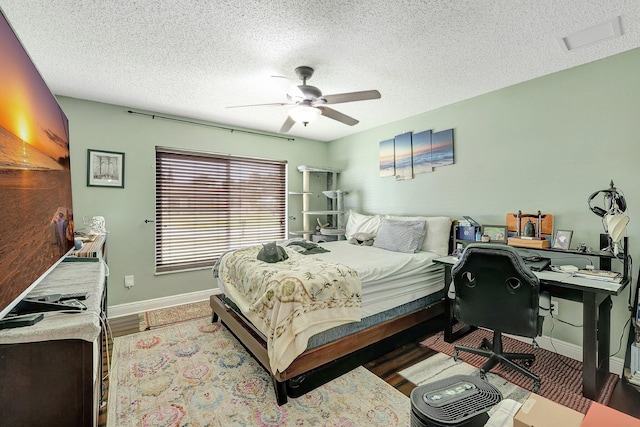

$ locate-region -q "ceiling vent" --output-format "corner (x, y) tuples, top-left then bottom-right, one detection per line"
(559, 16), (623, 51)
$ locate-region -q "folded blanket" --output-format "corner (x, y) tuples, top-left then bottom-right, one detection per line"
(218, 245), (362, 373)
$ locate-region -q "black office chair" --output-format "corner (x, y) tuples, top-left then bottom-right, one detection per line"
(451, 243), (546, 393)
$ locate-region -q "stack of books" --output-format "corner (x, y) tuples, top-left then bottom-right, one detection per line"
(573, 269), (621, 282)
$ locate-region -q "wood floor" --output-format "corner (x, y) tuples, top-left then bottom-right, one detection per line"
(100, 310), (640, 425)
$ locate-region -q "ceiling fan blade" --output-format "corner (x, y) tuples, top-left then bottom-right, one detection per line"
(320, 90), (381, 105)
(279, 115), (296, 133)
(316, 106), (359, 126)
(226, 102), (289, 109)
(272, 75), (305, 98)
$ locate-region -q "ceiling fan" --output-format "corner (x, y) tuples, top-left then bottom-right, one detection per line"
(228, 66), (381, 133)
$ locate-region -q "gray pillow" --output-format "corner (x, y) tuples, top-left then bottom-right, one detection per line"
(373, 219), (426, 253)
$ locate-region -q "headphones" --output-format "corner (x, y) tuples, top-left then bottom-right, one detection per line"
(588, 181), (627, 217)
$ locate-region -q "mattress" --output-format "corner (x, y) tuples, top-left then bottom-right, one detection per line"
(311, 240), (445, 317)
(216, 240), (445, 317)
(217, 240), (446, 353)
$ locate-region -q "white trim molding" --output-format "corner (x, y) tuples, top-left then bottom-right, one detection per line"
(107, 288), (220, 319)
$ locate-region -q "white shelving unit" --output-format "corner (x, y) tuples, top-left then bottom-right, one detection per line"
(290, 165), (346, 241)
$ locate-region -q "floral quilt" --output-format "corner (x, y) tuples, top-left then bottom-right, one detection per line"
(218, 244), (362, 373)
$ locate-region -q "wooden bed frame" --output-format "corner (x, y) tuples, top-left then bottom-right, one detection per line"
(210, 293), (445, 405)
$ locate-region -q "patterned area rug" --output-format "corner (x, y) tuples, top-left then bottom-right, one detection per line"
(420, 329), (618, 414)
(108, 318), (409, 426)
(139, 300), (212, 331)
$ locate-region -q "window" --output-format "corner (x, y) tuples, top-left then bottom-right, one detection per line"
(155, 147), (287, 273)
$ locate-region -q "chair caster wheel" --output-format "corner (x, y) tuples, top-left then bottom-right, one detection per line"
(524, 359), (534, 368)
(480, 370), (487, 381)
(453, 349), (459, 361)
(533, 383), (540, 393)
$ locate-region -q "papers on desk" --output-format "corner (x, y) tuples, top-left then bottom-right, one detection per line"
(535, 270), (623, 293)
(562, 275), (623, 292)
(535, 270), (572, 281)
(573, 269), (621, 282)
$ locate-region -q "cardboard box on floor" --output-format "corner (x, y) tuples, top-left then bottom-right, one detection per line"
(581, 402), (640, 427)
(513, 394), (584, 427)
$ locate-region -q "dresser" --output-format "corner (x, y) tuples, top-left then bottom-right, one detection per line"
(0, 259), (107, 426)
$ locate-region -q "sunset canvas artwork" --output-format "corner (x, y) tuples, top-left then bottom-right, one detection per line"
(0, 11), (73, 309)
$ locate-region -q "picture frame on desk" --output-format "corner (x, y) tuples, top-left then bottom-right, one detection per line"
(553, 229), (573, 250)
(481, 225), (508, 243)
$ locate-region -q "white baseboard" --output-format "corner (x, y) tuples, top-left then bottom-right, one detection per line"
(505, 332), (624, 376)
(107, 288), (221, 319)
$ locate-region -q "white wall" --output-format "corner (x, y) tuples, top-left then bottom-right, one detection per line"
(328, 47), (640, 357)
(58, 98), (329, 307)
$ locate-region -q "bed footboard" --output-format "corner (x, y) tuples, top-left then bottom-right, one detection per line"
(210, 294), (445, 405)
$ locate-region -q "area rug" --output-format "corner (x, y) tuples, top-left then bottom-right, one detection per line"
(108, 317), (409, 426)
(420, 330), (618, 414)
(400, 352), (531, 404)
(138, 300), (212, 331)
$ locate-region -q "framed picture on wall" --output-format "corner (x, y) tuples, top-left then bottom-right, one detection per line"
(481, 225), (508, 243)
(87, 149), (125, 188)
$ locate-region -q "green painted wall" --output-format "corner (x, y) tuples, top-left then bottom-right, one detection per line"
(59, 47), (639, 357)
(328, 47), (640, 355)
(58, 98), (328, 306)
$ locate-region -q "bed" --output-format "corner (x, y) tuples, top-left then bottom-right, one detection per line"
(211, 212), (452, 404)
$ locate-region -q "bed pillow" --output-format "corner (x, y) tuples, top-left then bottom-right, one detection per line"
(373, 219), (426, 253)
(384, 215), (452, 256)
(345, 210), (382, 240)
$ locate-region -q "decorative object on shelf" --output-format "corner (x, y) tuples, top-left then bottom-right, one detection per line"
(588, 181), (629, 255)
(89, 216), (106, 235)
(523, 219), (536, 237)
(481, 225), (508, 243)
(552, 230), (573, 250)
(87, 149), (125, 188)
(506, 211), (553, 249)
(316, 218), (329, 235)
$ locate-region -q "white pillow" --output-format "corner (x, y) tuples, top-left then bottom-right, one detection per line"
(345, 210), (382, 240)
(373, 219), (426, 253)
(384, 215), (452, 256)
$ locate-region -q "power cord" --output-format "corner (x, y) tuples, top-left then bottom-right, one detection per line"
(546, 317), (581, 371)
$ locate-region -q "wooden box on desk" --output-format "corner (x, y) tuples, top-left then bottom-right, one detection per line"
(508, 237), (550, 249)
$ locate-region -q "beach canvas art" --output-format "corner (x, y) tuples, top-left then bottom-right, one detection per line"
(379, 138), (395, 177)
(412, 129), (433, 174)
(394, 132), (413, 180)
(431, 129), (454, 167)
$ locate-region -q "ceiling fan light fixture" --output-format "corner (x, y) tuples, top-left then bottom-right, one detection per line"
(288, 105), (321, 126)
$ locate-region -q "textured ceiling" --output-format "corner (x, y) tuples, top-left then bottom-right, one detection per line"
(1, 0), (639, 142)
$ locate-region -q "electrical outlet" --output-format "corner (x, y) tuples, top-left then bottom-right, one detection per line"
(551, 299), (559, 316)
(124, 275), (134, 288)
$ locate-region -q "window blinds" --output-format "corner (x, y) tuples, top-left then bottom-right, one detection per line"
(155, 148), (287, 273)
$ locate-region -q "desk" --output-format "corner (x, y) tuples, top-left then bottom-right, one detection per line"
(434, 253), (630, 401)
